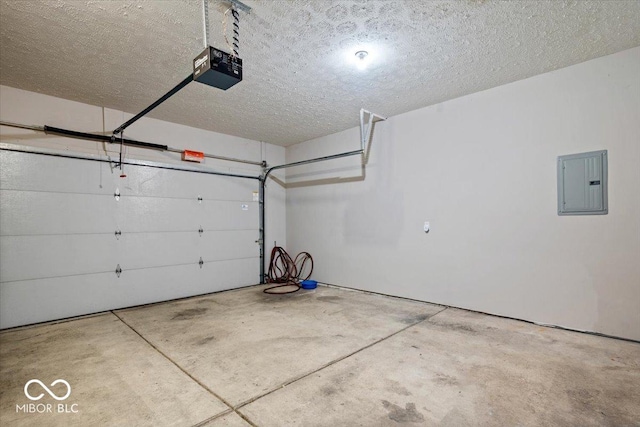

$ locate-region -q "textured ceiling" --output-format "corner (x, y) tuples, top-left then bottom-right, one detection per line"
(1, 1), (639, 146)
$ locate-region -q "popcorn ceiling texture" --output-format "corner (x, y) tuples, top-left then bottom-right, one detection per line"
(1, 0), (639, 146)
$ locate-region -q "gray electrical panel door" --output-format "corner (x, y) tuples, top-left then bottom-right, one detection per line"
(557, 150), (608, 215)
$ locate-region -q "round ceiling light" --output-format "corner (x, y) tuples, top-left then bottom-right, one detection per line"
(354, 50), (370, 70)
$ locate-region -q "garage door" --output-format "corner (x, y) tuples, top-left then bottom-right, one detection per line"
(0, 148), (260, 329)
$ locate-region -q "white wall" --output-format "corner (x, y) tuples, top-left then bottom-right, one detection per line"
(285, 47), (640, 341)
(0, 86), (286, 327)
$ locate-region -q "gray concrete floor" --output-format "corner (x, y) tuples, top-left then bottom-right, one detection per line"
(1, 285), (638, 426)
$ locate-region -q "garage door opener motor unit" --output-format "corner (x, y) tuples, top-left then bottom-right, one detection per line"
(110, 0), (250, 143)
(193, 0), (245, 90)
(194, 46), (242, 90)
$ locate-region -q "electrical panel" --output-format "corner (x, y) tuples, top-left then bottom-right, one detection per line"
(557, 150), (608, 215)
(193, 46), (242, 90)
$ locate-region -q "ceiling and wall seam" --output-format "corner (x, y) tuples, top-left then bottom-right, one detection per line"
(1, 0), (639, 146)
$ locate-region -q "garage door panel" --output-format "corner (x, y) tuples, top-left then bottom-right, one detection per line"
(118, 166), (258, 201)
(0, 232), (227, 283)
(116, 232), (202, 270)
(0, 234), (118, 283)
(202, 201), (259, 230)
(116, 197), (202, 232)
(0, 149), (260, 329)
(201, 257), (259, 288)
(0, 150), (115, 195)
(117, 259), (258, 304)
(0, 273), (118, 329)
(0, 258), (259, 329)
(209, 176), (258, 201)
(0, 191), (116, 235)
(200, 230), (260, 261)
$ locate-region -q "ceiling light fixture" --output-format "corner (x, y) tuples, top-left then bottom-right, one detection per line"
(355, 50), (369, 70)
(355, 50), (369, 60)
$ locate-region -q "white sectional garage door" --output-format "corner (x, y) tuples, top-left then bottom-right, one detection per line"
(0, 148), (260, 329)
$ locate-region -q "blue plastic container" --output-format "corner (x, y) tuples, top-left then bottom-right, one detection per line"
(300, 280), (317, 289)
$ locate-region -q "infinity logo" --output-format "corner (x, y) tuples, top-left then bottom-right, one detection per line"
(24, 379), (71, 401)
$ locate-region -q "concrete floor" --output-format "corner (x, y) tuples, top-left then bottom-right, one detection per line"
(1, 285), (639, 426)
